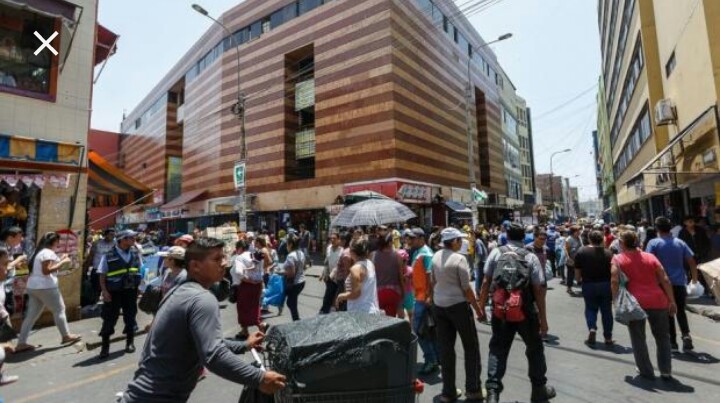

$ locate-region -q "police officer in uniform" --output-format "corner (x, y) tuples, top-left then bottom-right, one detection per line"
(97, 230), (143, 359)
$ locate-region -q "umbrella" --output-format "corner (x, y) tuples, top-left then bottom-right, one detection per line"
(331, 199), (416, 227)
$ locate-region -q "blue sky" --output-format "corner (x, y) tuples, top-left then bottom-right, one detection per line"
(92, 0), (601, 201)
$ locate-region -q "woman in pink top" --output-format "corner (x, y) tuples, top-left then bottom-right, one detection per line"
(611, 231), (676, 381)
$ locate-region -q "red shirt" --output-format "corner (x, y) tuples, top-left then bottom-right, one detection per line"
(604, 233), (615, 248)
(612, 251), (669, 310)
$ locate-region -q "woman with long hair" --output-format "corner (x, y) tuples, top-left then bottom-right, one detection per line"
(336, 239), (380, 314)
(282, 234), (306, 321)
(15, 233), (81, 352)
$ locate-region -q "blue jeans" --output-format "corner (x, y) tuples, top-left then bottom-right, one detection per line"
(413, 301), (439, 364)
(581, 281), (613, 340)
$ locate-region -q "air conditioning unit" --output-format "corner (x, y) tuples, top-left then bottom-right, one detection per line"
(655, 99), (677, 126)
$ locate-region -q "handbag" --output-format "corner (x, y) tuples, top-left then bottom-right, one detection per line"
(614, 269), (647, 325)
(138, 285), (162, 314)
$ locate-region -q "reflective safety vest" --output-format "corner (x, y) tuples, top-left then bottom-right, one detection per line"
(104, 247), (142, 290)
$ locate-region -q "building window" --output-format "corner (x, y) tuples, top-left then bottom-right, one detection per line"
(285, 45), (315, 180)
(299, 0), (322, 15)
(0, 5), (58, 98)
(665, 51), (676, 77)
(613, 104), (651, 177)
(249, 21), (262, 41)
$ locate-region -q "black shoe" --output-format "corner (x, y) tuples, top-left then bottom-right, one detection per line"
(125, 343), (136, 353)
(486, 390), (499, 403)
(531, 385), (556, 403)
(682, 336), (694, 352)
(585, 330), (597, 346)
(99, 337), (110, 359)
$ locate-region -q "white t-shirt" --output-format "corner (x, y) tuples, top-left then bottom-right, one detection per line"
(27, 249), (60, 290)
(230, 252), (259, 285)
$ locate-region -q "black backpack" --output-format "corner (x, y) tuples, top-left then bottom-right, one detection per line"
(491, 246), (533, 322)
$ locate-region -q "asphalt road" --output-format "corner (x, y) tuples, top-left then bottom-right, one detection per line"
(1, 274), (719, 403)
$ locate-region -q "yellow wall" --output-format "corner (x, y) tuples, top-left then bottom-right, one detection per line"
(0, 0), (96, 144)
(653, 0), (716, 134)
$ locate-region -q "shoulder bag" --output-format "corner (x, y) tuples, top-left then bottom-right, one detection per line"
(613, 267), (647, 325)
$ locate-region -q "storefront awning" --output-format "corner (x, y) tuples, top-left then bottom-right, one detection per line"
(87, 150), (150, 197)
(445, 200), (472, 214)
(161, 190), (206, 212)
(0, 134), (81, 166)
(628, 105), (719, 186)
(95, 23), (118, 66)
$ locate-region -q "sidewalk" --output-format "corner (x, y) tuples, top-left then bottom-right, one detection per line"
(686, 297), (720, 321)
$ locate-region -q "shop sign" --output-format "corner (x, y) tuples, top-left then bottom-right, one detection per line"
(145, 207), (162, 222)
(326, 204), (344, 215)
(234, 162), (246, 189)
(397, 184), (431, 204)
(214, 204), (236, 213)
(0, 173), (69, 189)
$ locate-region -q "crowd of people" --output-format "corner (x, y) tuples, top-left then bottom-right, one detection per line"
(0, 213), (715, 402)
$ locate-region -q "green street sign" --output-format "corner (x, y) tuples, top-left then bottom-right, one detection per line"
(234, 162), (245, 189)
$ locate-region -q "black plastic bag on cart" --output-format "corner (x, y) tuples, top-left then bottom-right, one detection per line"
(238, 387), (273, 403)
(265, 312), (416, 393)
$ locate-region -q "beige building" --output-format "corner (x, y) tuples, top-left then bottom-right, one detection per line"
(497, 68), (534, 211)
(0, 0), (114, 322)
(598, 0), (720, 223)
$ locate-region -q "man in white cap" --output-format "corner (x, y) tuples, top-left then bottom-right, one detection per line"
(97, 229), (143, 359)
(431, 228), (485, 402)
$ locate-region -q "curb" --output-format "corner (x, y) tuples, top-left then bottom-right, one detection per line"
(85, 329), (149, 351)
(686, 305), (720, 322)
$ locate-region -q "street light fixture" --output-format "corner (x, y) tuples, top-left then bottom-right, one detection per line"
(192, 3), (248, 229)
(465, 33), (513, 227)
(549, 148), (572, 221)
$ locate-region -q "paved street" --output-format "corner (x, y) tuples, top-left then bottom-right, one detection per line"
(1, 269), (719, 403)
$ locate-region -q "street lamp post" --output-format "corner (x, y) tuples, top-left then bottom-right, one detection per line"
(465, 33), (512, 227)
(192, 4), (248, 230)
(549, 148), (571, 221)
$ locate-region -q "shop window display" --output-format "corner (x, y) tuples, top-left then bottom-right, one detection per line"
(0, 182), (40, 259)
(0, 6), (57, 95)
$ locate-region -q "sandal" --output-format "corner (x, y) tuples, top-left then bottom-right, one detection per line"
(14, 343), (37, 353)
(61, 334), (83, 345)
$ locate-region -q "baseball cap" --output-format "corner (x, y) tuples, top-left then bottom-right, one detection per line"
(440, 227), (468, 242)
(116, 229), (138, 240)
(408, 228), (426, 238)
(175, 234), (194, 245)
(158, 246), (185, 260)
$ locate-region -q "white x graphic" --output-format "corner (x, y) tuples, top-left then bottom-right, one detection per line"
(34, 31), (59, 56)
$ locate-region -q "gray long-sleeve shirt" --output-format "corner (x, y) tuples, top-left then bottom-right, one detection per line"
(123, 281), (264, 403)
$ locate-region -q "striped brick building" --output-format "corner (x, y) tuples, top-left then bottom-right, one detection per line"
(119, 0), (532, 235)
